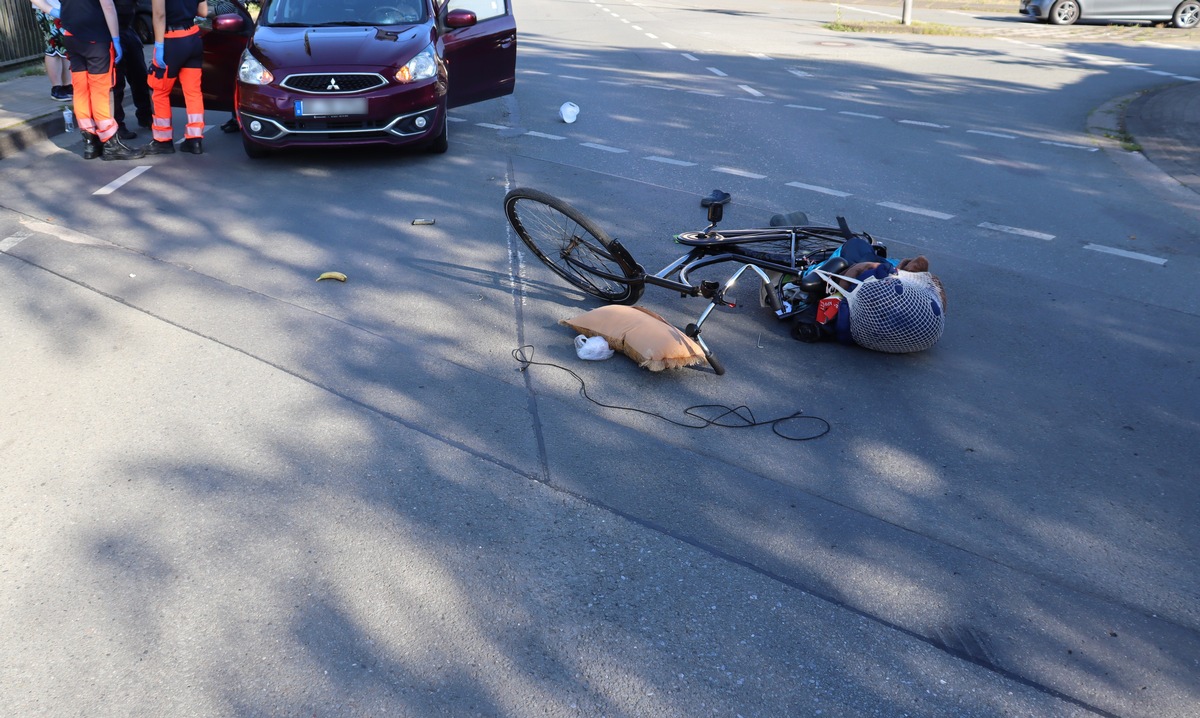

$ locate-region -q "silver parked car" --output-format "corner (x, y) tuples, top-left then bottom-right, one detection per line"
(1020, 0), (1200, 28)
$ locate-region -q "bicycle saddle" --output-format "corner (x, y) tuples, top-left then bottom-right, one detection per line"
(798, 256), (851, 294)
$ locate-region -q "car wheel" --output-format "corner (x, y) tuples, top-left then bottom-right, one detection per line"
(241, 132), (271, 159)
(1173, 1), (1200, 28)
(426, 115), (448, 154)
(1048, 0), (1079, 25)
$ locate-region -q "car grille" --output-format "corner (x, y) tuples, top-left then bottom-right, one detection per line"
(281, 73), (386, 94)
(281, 118), (390, 132)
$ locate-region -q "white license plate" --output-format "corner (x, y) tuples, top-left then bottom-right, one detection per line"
(295, 98), (368, 117)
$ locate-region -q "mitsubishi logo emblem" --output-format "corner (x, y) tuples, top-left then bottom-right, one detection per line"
(326, 78), (340, 91)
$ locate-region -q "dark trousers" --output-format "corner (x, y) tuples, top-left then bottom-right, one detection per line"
(113, 27), (152, 128)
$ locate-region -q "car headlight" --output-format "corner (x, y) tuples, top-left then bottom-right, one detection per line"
(395, 46), (437, 83)
(238, 51), (274, 85)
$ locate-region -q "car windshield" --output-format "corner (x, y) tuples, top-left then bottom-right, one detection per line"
(264, 0), (427, 26)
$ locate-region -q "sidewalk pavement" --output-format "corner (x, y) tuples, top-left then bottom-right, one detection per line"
(1, 62), (1198, 195)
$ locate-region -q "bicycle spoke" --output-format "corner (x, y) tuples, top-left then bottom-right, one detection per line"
(512, 198), (628, 296)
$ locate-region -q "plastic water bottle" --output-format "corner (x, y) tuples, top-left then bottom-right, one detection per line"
(62, 108), (75, 133)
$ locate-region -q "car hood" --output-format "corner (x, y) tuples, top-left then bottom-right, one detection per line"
(251, 25), (433, 70)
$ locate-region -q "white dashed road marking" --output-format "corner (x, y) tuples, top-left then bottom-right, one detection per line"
(645, 156), (698, 166)
(878, 202), (955, 220)
(786, 181), (852, 198)
(713, 167), (767, 179)
(899, 120), (950, 129)
(0, 231), (32, 252)
(1084, 244), (1168, 265)
(560, 6), (1181, 266)
(581, 142), (628, 153)
(968, 130), (1016, 139)
(94, 166), (152, 196)
(1040, 141), (1098, 151)
(477, 122), (508, 130)
(978, 222), (1055, 240)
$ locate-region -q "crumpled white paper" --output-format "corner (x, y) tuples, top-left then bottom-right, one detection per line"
(559, 102), (580, 123)
(574, 334), (614, 360)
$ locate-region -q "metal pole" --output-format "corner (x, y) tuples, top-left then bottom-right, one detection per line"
(902, 0), (913, 25)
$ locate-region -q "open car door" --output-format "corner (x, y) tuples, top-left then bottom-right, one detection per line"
(441, 0), (517, 109)
(169, 0), (254, 113)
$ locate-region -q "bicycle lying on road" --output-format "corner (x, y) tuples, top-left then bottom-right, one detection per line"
(503, 187), (902, 375)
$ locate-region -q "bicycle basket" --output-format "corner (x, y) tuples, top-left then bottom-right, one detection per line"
(813, 269), (945, 353)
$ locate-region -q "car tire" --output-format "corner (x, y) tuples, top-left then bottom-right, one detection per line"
(1048, 0), (1079, 25)
(426, 115), (448, 154)
(1173, 1), (1200, 28)
(241, 132), (271, 159)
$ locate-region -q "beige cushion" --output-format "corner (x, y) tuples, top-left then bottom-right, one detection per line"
(560, 305), (707, 371)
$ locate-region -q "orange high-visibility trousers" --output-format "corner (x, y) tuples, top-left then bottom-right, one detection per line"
(63, 32), (117, 142)
(148, 26), (205, 142)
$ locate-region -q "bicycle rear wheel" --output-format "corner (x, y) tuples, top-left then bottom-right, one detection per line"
(505, 188), (644, 305)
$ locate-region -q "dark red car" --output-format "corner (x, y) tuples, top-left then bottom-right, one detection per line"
(194, 0), (516, 158)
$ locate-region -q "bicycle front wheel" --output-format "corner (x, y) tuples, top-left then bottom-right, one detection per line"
(504, 188), (644, 305)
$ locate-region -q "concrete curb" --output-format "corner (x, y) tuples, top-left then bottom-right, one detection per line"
(0, 111), (65, 161)
(1088, 90), (1200, 222)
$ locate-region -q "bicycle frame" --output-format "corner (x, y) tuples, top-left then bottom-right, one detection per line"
(503, 186), (876, 374)
(598, 236), (810, 366)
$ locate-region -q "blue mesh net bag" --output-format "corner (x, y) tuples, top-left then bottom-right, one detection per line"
(815, 267), (946, 353)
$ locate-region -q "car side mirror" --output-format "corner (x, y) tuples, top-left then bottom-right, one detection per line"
(212, 14), (245, 33)
(444, 9), (477, 28)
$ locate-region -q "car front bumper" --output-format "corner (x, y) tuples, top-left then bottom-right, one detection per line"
(236, 79), (446, 149)
(1019, 0), (1049, 18)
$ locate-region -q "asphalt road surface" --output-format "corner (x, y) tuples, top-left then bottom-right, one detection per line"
(1, 1), (1196, 716)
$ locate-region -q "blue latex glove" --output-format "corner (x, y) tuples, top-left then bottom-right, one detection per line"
(49, 6), (60, 18)
(153, 42), (164, 68)
(112, 36), (123, 65)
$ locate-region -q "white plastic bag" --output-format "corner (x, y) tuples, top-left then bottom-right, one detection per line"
(574, 334), (614, 360)
(559, 102), (580, 123)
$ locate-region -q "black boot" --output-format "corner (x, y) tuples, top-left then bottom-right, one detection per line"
(116, 124), (138, 140)
(144, 139), (176, 155)
(101, 134), (146, 161)
(81, 131), (101, 160)
(179, 138), (203, 155)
